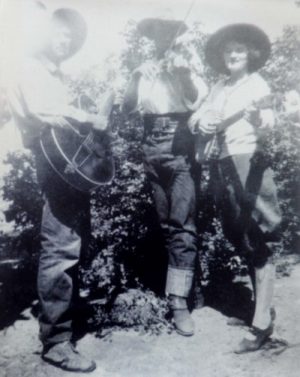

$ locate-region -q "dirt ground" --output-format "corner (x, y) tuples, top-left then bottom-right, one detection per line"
(1, 260), (300, 377)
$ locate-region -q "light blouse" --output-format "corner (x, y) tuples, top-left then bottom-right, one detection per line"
(198, 73), (273, 159)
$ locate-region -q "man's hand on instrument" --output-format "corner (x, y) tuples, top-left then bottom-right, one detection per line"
(188, 109), (222, 135)
(165, 51), (190, 72)
(87, 114), (109, 131)
(133, 61), (159, 81)
(188, 111), (201, 134)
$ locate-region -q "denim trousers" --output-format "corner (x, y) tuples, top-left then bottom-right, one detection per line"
(142, 115), (198, 297)
(34, 148), (90, 347)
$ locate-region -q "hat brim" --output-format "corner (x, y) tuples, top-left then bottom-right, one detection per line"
(205, 23), (271, 74)
(137, 18), (187, 51)
(52, 8), (87, 59)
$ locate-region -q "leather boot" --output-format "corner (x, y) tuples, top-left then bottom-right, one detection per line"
(170, 295), (195, 336)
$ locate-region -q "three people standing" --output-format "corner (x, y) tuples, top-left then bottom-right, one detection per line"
(7, 5), (283, 371)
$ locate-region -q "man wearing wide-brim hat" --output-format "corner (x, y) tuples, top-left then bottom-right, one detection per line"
(123, 18), (208, 336)
(8, 5), (109, 372)
(189, 23), (282, 353)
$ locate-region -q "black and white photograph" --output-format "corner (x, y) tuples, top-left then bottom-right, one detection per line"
(0, 0), (299, 376)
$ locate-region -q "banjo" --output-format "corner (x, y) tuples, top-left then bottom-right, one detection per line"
(40, 92), (116, 192)
(194, 94), (274, 164)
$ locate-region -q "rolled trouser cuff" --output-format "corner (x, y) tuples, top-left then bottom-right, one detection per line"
(166, 267), (194, 298)
(39, 327), (72, 349)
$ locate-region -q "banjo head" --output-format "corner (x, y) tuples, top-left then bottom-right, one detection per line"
(40, 126), (115, 192)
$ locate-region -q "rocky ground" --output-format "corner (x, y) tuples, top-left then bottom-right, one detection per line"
(0, 258), (300, 377)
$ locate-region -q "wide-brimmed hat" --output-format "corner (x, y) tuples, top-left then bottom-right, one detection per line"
(137, 18), (188, 54)
(205, 23), (271, 74)
(52, 8), (87, 59)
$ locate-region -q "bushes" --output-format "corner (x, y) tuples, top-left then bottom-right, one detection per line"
(94, 289), (172, 335)
(80, 115), (155, 302)
(2, 151), (41, 231)
(262, 27), (300, 254)
(1, 150), (42, 263)
(267, 119), (300, 253)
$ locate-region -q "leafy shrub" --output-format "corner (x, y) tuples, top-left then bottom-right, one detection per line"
(80, 115), (155, 301)
(257, 27), (300, 253)
(267, 120), (300, 253)
(94, 288), (172, 336)
(1, 150), (42, 263)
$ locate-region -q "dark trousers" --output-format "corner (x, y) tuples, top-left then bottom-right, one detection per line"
(211, 152), (281, 268)
(34, 148), (90, 347)
(142, 115), (197, 297)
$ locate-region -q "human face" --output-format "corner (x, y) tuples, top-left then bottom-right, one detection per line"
(223, 41), (249, 74)
(48, 21), (72, 63)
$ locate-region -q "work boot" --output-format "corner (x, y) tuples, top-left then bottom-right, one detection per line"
(42, 340), (96, 372)
(170, 295), (195, 337)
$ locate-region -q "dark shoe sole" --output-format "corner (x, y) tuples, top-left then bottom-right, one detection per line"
(227, 318), (247, 327)
(175, 327), (195, 337)
(175, 329), (194, 337)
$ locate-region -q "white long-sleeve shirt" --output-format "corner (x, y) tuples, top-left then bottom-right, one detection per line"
(137, 69), (208, 114)
(8, 55), (89, 149)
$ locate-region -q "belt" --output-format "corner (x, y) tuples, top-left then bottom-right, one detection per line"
(143, 113), (190, 137)
(143, 112), (191, 121)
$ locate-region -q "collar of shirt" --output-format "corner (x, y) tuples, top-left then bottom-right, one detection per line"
(222, 73), (252, 97)
(36, 54), (64, 79)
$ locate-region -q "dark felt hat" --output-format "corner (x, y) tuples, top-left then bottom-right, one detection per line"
(137, 18), (188, 52)
(52, 8), (87, 58)
(205, 23), (271, 74)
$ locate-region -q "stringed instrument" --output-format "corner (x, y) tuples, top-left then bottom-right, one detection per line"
(40, 92), (115, 192)
(194, 94), (274, 164)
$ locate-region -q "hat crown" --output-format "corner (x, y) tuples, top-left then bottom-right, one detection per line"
(137, 18), (187, 54)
